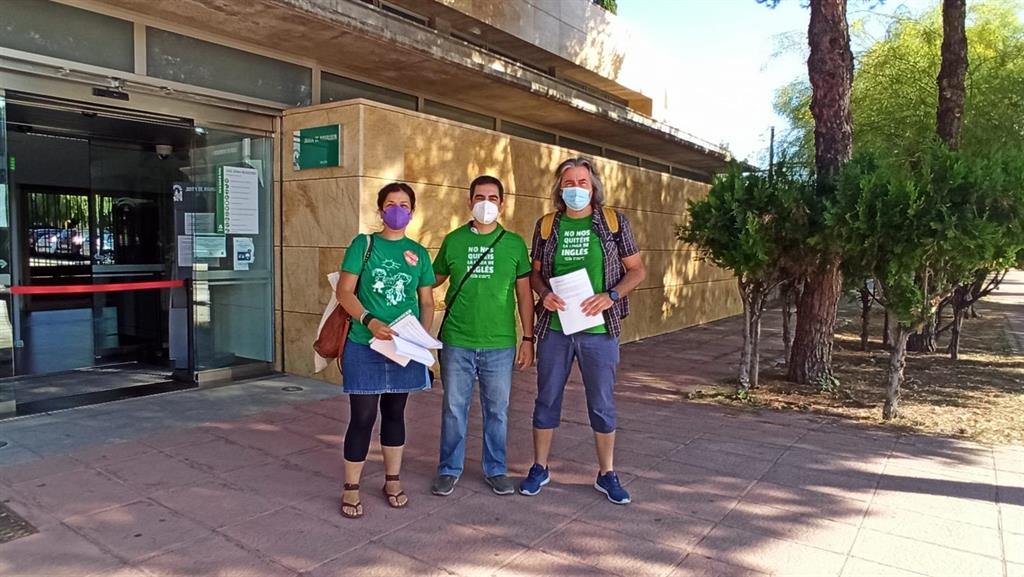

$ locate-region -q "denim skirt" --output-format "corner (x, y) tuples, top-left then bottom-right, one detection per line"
(341, 340), (432, 395)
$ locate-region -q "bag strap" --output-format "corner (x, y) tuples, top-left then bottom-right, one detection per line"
(539, 212), (557, 241)
(354, 234), (374, 289)
(602, 206), (620, 235)
(439, 228), (507, 335)
(540, 208), (618, 240)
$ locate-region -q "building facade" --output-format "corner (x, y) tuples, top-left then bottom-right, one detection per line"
(0, 0), (740, 415)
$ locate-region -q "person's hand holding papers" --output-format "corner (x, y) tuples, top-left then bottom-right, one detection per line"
(369, 312), (442, 367)
(548, 269), (604, 335)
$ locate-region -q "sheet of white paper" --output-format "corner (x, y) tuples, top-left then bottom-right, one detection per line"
(389, 311), (443, 349)
(184, 212), (215, 235)
(370, 338), (412, 367)
(393, 336), (436, 367)
(549, 269), (604, 335)
(176, 235), (193, 267)
(193, 234), (227, 258)
(233, 237), (254, 271)
(221, 166), (259, 234)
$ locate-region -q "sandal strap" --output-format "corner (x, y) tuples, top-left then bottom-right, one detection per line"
(343, 483), (360, 490)
(385, 474), (401, 482)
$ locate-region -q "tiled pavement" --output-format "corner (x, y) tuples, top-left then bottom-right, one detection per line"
(0, 287), (1022, 576)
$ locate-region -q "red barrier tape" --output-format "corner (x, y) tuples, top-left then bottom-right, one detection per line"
(8, 280), (185, 295)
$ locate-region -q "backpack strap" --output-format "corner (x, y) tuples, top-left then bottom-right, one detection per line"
(602, 206), (620, 235)
(539, 212), (557, 241)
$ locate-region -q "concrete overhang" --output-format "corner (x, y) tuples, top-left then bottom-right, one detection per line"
(92, 0), (732, 176)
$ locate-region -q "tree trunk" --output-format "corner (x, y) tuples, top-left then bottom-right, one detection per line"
(750, 289), (764, 390)
(859, 286), (872, 351)
(808, 0), (854, 182)
(883, 324), (910, 420)
(936, 0), (968, 150)
(949, 305), (965, 360)
(882, 309), (891, 348)
(738, 281), (753, 393)
(790, 0), (853, 385)
(781, 280), (796, 365)
(788, 260), (843, 386)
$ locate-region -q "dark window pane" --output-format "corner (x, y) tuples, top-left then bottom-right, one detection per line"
(147, 28), (311, 106)
(0, 0), (133, 71)
(501, 121), (556, 144)
(641, 159), (671, 174)
(321, 73), (417, 110)
(559, 137), (602, 157)
(423, 100), (495, 130)
(603, 149), (639, 165)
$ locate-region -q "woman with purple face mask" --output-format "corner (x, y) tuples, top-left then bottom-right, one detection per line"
(334, 182), (436, 519)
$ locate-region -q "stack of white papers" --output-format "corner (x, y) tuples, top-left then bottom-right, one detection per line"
(370, 311), (443, 367)
(550, 269), (605, 335)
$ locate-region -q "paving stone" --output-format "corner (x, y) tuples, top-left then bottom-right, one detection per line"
(0, 455), (86, 486)
(494, 550), (617, 576)
(13, 468), (140, 519)
(849, 528), (1003, 577)
(212, 423), (323, 457)
(306, 542), (449, 577)
(666, 445), (774, 480)
(681, 437), (789, 462)
(0, 523), (122, 577)
(65, 499), (210, 562)
(438, 491), (573, 546)
(135, 532), (294, 577)
(1002, 503), (1024, 535)
(220, 459), (337, 505)
(280, 414), (345, 446)
(140, 429), (220, 450)
(861, 502), (1002, 559)
(576, 499), (715, 552)
(666, 554), (769, 577)
(281, 446), (344, 479)
(219, 506), (368, 572)
(693, 524), (847, 577)
(626, 478), (741, 522)
(839, 557), (928, 577)
(740, 481), (870, 525)
(150, 480), (281, 530)
(719, 500), (859, 554)
(870, 489), (1000, 529)
(635, 459), (755, 496)
(72, 441), (156, 467)
(165, 437), (275, 474)
(99, 451), (214, 494)
(538, 518), (690, 577)
(761, 463), (879, 500)
(1005, 531), (1024, 565)
(376, 515), (529, 576)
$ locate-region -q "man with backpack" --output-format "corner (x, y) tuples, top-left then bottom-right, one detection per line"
(519, 157), (646, 505)
(431, 175), (534, 497)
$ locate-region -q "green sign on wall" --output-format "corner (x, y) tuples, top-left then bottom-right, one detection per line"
(292, 124), (342, 170)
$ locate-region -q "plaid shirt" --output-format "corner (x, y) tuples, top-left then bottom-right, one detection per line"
(531, 208), (640, 339)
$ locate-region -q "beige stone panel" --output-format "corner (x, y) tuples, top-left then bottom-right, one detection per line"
(282, 177), (361, 248)
(643, 250), (736, 290)
(618, 208), (690, 251)
(282, 246), (319, 315)
(282, 310), (322, 380)
(274, 309), (283, 372)
(282, 103), (362, 182)
(618, 279), (741, 343)
(507, 138), (565, 201)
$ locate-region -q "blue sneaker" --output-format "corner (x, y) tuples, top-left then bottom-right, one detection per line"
(519, 464), (550, 496)
(595, 471), (630, 505)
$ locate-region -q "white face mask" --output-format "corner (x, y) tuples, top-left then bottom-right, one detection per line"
(472, 200), (500, 225)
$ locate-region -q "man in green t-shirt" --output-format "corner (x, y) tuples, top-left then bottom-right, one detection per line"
(431, 175), (534, 497)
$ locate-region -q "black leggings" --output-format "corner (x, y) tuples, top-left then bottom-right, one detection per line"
(343, 393), (409, 462)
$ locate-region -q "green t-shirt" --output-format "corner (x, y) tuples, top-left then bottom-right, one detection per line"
(551, 215), (607, 334)
(340, 233), (435, 345)
(434, 224), (531, 349)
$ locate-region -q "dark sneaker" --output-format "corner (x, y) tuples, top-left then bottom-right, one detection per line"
(431, 474), (458, 496)
(518, 464), (550, 496)
(595, 471), (630, 505)
(485, 475), (515, 496)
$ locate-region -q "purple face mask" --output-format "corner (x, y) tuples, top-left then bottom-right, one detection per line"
(381, 205), (412, 230)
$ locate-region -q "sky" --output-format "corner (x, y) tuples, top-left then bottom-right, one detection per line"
(617, 0), (941, 163)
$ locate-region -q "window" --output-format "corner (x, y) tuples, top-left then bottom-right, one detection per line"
(146, 28), (312, 106)
(603, 149), (640, 166)
(500, 121), (556, 145)
(0, 0), (133, 72)
(559, 137), (602, 157)
(641, 159), (671, 174)
(321, 73), (417, 110)
(423, 100), (495, 130)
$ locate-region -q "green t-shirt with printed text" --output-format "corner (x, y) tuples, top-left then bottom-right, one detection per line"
(341, 233), (435, 345)
(551, 215), (607, 334)
(434, 224), (531, 349)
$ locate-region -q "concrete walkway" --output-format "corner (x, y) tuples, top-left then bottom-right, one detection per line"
(0, 306), (1021, 576)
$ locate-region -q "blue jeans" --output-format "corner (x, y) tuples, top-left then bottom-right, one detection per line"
(438, 345), (515, 478)
(534, 330), (620, 433)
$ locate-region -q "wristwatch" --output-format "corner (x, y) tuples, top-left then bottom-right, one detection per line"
(608, 289), (621, 302)
(522, 335), (536, 343)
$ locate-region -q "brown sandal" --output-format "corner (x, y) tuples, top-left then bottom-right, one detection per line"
(382, 474), (408, 509)
(340, 483), (363, 519)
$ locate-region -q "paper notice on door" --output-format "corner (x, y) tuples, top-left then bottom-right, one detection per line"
(177, 235), (193, 267)
(233, 237), (254, 271)
(549, 269), (604, 335)
(193, 234), (227, 258)
(218, 166), (259, 235)
(184, 212), (215, 235)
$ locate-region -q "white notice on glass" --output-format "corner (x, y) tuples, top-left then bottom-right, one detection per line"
(549, 269), (604, 335)
(176, 235), (193, 267)
(221, 166), (259, 235)
(184, 212), (215, 235)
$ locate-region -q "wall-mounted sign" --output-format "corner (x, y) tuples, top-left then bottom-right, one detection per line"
(293, 124), (342, 170)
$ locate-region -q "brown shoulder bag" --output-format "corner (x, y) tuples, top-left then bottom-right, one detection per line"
(313, 234), (374, 365)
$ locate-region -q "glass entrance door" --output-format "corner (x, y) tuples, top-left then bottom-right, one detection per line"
(188, 127), (273, 380)
(0, 91), (14, 414)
